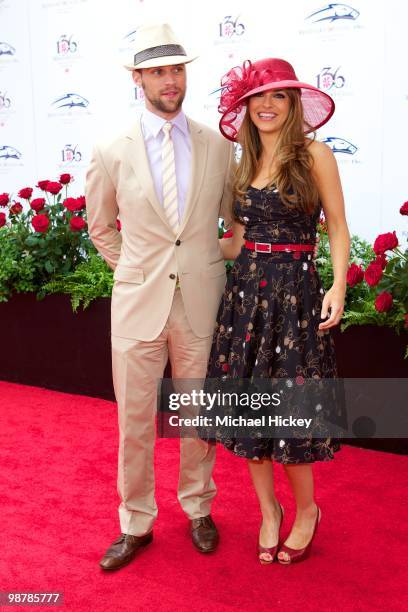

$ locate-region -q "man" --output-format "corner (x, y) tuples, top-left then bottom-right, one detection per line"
(85, 23), (234, 570)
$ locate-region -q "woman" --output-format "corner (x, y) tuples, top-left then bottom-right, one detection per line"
(203, 58), (350, 564)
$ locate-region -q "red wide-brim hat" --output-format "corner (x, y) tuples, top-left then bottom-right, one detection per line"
(218, 58), (335, 142)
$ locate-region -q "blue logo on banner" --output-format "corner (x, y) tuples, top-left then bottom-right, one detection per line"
(307, 4), (360, 23)
(124, 29), (138, 43)
(52, 93), (89, 109)
(0, 145), (22, 159)
(0, 42), (15, 56)
(219, 16), (246, 38)
(323, 137), (357, 155)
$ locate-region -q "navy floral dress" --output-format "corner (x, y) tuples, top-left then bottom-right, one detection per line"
(203, 185), (342, 463)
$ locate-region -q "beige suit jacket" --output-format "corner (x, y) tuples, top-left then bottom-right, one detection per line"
(85, 116), (235, 341)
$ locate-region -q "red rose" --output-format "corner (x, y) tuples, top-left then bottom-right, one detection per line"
(116, 219), (122, 231)
(259, 279), (267, 287)
(63, 197), (79, 212)
(37, 180), (49, 191)
(375, 291), (393, 313)
(69, 216), (86, 231)
(373, 231), (398, 255)
(32, 214), (50, 233)
(364, 262), (383, 287)
(222, 229), (233, 239)
(0, 211), (6, 227)
(59, 173), (72, 185)
(374, 253), (387, 270)
(222, 363), (229, 372)
(346, 263), (364, 287)
(245, 332), (251, 341)
(46, 181), (62, 195)
(30, 197), (46, 212)
(400, 201), (408, 216)
(9, 202), (23, 215)
(0, 193), (9, 207)
(18, 187), (33, 200)
(75, 195), (86, 211)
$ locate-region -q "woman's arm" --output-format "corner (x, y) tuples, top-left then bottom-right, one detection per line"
(219, 220), (246, 260)
(310, 140), (350, 330)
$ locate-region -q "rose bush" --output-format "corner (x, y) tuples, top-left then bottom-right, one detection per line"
(0, 174), (94, 301)
(321, 202), (408, 357)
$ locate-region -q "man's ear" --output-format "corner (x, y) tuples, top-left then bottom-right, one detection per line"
(132, 69), (142, 87)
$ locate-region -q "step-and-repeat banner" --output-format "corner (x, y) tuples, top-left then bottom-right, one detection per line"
(0, 0), (407, 241)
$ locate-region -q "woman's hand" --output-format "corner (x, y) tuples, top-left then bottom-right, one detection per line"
(319, 285), (345, 330)
(219, 220), (246, 260)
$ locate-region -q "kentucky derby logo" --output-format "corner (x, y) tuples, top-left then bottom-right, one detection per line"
(0, 41), (15, 56)
(306, 4), (360, 23)
(323, 137), (357, 155)
(51, 93), (89, 109)
(219, 15), (246, 38)
(0, 90), (11, 110)
(61, 144), (82, 163)
(0, 145), (21, 160)
(316, 67), (345, 91)
(56, 35), (78, 55)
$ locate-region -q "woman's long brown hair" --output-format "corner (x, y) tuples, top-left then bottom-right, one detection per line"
(234, 89), (319, 214)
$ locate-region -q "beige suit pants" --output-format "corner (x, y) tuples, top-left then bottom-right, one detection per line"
(111, 288), (216, 536)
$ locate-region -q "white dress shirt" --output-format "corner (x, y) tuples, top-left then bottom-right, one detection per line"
(140, 108), (191, 224)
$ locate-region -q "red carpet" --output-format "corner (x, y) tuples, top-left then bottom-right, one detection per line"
(0, 381), (407, 611)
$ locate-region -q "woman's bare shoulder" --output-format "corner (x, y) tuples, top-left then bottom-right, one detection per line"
(306, 138), (334, 162)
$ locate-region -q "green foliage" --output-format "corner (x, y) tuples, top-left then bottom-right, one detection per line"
(0, 226), (38, 301)
(41, 252), (113, 311)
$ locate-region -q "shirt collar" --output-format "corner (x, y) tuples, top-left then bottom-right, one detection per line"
(141, 108), (189, 139)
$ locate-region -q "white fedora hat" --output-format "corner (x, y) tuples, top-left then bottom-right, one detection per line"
(124, 23), (197, 71)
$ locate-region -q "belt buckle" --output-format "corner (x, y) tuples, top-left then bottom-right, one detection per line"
(255, 242), (271, 253)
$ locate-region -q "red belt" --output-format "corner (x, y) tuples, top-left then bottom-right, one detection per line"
(244, 241), (315, 253)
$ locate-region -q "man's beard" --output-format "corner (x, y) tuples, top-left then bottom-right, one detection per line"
(143, 87), (185, 114)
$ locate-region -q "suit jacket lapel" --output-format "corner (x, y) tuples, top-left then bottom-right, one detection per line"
(178, 118), (207, 235)
(125, 118), (171, 228)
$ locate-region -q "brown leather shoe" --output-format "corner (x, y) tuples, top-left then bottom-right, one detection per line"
(99, 532), (153, 570)
(191, 515), (219, 553)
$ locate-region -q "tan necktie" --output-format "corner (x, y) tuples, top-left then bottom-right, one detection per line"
(161, 122), (179, 233)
